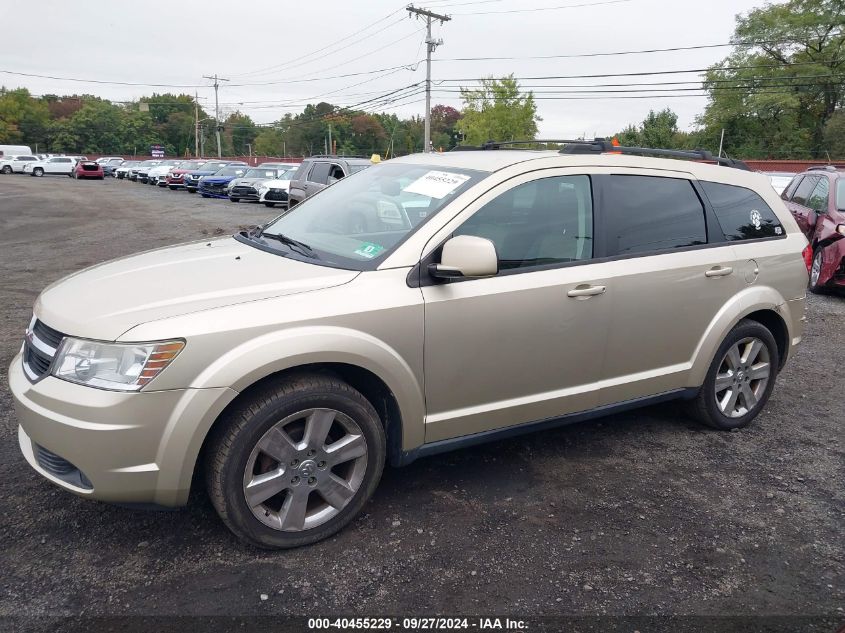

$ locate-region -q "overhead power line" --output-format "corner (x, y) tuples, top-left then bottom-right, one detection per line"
(450, 0), (633, 15)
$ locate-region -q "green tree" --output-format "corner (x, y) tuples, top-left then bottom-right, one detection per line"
(253, 127), (286, 156)
(699, 0), (845, 158)
(0, 87), (50, 148)
(459, 75), (539, 145)
(823, 110), (845, 157)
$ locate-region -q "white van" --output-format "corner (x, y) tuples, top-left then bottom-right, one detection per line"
(0, 145), (33, 158)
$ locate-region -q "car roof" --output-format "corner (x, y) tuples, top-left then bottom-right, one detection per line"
(388, 150), (770, 183)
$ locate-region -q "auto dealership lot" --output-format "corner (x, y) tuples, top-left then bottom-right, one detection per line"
(0, 176), (842, 618)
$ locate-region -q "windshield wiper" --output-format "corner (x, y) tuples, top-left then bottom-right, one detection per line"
(260, 232), (318, 259)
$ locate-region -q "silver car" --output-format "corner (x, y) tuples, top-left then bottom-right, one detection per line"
(10, 145), (809, 548)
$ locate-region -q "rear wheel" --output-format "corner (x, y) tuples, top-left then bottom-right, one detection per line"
(1, 166), (11, 174)
(33, 168), (44, 177)
(688, 319), (778, 430)
(809, 248), (828, 294)
(205, 373), (385, 549)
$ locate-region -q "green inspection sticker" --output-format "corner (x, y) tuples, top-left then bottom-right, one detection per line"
(353, 242), (385, 259)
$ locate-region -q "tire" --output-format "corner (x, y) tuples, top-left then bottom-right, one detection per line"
(205, 372), (386, 549)
(33, 168), (44, 177)
(169, 186), (177, 190)
(808, 247), (828, 294)
(187, 188), (196, 193)
(1, 166), (11, 174)
(201, 193), (211, 198)
(264, 202), (275, 208)
(229, 197), (239, 203)
(687, 319), (779, 430)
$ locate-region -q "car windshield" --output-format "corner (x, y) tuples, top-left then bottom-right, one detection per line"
(139, 160), (159, 166)
(244, 168), (278, 178)
(214, 167), (248, 178)
(274, 170), (294, 181)
(348, 164), (370, 174)
(179, 161), (204, 170)
(255, 162), (487, 269)
(199, 162), (227, 171)
(159, 160), (180, 166)
(836, 178), (845, 210)
(122, 161), (140, 167)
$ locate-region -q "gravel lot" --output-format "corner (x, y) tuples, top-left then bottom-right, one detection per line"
(0, 175), (842, 626)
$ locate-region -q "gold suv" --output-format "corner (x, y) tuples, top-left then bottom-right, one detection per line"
(10, 142), (809, 548)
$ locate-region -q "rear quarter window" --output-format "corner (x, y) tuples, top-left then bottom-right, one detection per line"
(700, 181), (784, 241)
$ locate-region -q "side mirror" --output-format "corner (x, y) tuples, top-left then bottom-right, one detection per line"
(808, 209), (818, 227)
(428, 235), (498, 280)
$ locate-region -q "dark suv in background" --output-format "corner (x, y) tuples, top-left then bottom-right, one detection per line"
(780, 165), (845, 292)
(287, 155), (372, 207)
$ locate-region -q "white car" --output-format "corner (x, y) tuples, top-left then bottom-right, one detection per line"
(96, 156), (123, 164)
(0, 154), (39, 174)
(257, 168), (297, 208)
(25, 156), (77, 177)
(147, 160), (183, 186)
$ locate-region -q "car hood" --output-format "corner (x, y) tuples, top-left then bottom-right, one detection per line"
(200, 176), (236, 184)
(229, 178), (270, 187)
(262, 179), (291, 190)
(34, 237), (358, 341)
(186, 170), (218, 177)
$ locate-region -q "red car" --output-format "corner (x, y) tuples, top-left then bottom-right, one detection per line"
(165, 159), (207, 190)
(73, 160), (104, 180)
(781, 165), (845, 292)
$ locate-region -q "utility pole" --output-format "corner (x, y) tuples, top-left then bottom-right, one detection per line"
(328, 122), (332, 155)
(407, 5), (450, 153)
(203, 73), (229, 158)
(194, 91), (199, 157)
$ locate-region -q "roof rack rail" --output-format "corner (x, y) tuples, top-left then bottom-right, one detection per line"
(307, 154), (370, 159)
(451, 138), (751, 170)
(807, 165), (845, 172)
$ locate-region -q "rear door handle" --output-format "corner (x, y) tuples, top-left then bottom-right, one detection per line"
(705, 266), (733, 278)
(567, 285), (606, 298)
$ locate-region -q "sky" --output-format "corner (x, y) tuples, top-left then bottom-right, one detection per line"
(0, 0), (768, 138)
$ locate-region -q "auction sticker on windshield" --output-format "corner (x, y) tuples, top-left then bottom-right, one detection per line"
(403, 171), (471, 199)
(353, 242), (385, 259)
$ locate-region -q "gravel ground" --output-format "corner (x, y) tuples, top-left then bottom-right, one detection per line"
(0, 175), (842, 626)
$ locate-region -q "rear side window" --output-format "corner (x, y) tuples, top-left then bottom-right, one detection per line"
(781, 176), (802, 200)
(700, 181), (784, 241)
(309, 162), (331, 184)
(791, 176), (819, 206)
(602, 175), (707, 256)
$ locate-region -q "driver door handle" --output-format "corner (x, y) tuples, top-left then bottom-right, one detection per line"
(567, 285), (606, 298)
(705, 266), (733, 278)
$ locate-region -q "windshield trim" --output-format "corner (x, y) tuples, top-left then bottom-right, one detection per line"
(234, 231), (361, 271)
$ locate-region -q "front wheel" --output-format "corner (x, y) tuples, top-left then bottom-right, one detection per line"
(1, 166), (11, 174)
(205, 373), (386, 549)
(169, 186), (178, 190)
(187, 188), (196, 193)
(264, 202), (275, 208)
(201, 193), (211, 198)
(687, 319), (778, 430)
(33, 168), (44, 177)
(229, 196), (239, 203)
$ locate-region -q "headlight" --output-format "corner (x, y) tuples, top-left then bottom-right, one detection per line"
(52, 338), (184, 391)
(837, 224), (845, 236)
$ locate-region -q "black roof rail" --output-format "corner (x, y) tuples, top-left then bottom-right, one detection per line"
(451, 138), (752, 170)
(807, 165), (845, 172)
(307, 154), (371, 159)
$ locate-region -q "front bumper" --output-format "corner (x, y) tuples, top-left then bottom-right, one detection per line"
(10, 354), (236, 507)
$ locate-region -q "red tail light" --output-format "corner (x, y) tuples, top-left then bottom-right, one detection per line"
(802, 243), (813, 271)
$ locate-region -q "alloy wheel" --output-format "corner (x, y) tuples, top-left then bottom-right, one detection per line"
(810, 250), (823, 287)
(242, 408), (368, 532)
(714, 336), (771, 418)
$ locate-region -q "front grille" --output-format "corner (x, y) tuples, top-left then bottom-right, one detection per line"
(200, 183), (227, 194)
(35, 444), (92, 489)
(23, 318), (64, 382)
(264, 189), (288, 202)
(232, 186), (258, 197)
